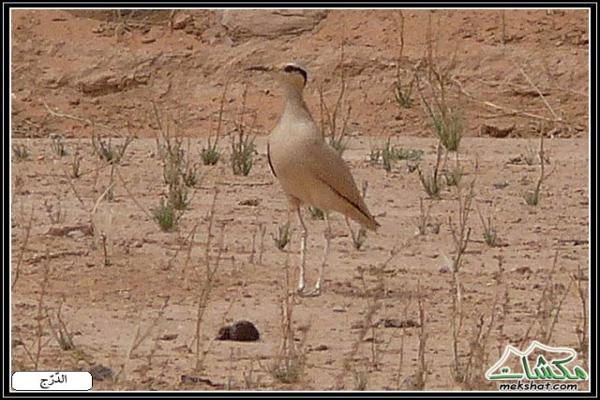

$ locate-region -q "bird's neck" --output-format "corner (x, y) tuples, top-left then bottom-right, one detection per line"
(282, 86), (312, 122)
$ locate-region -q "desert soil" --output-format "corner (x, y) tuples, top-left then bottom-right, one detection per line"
(11, 9), (590, 391)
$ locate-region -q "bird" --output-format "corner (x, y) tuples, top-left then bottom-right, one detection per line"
(247, 61), (379, 296)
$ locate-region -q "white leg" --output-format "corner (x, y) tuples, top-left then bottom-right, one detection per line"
(296, 206), (308, 294)
(314, 211), (332, 295)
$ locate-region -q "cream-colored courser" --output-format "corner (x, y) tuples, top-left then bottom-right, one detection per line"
(248, 62), (379, 296)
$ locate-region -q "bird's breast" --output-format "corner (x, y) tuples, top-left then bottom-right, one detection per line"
(268, 123), (322, 202)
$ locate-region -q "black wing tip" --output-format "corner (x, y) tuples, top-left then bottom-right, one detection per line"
(367, 217), (380, 232)
(267, 142), (277, 178)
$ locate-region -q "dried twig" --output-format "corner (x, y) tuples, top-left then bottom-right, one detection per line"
(12, 204), (34, 291)
(43, 101), (113, 133)
(452, 77), (566, 124)
(114, 167), (153, 221)
(519, 66), (560, 121)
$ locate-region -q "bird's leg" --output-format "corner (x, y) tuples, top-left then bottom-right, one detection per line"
(345, 216), (357, 245)
(313, 211), (332, 295)
(296, 205), (308, 294)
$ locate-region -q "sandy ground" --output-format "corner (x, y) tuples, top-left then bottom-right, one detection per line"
(10, 8), (590, 392)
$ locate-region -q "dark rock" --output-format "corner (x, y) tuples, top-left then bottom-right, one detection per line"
(379, 318), (420, 329)
(479, 123), (515, 138)
(239, 198), (260, 206)
(89, 364), (114, 381)
(216, 320), (260, 342)
(181, 375), (224, 388)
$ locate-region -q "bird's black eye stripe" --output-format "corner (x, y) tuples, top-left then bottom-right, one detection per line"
(284, 65), (308, 83)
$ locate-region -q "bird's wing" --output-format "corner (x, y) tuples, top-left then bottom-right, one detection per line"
(305, 141), (375, 223)
(267, 142), (277, 177)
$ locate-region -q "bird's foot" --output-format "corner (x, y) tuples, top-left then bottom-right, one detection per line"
(296, 280), (305, 294)
(296, 286), (322, 297)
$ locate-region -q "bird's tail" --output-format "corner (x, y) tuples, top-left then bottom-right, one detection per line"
(348, 206), (380, 232)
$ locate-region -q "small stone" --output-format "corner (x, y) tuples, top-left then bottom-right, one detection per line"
(351, 321), (364, 329)
(512, 266), (533, 274)
(173, 13), (192, 29)
(239, 199), (260, 206)
(312, 344), (328, 351)
(89, 364), (114, 381)
(67, 230), (85, 240)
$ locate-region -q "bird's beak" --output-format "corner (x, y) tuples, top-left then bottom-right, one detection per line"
(246, 64), (273, 72)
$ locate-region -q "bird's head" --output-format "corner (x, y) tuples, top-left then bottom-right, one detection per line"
(246, 62), (308, 92)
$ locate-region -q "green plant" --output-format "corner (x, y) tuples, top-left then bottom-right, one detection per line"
(393, 10), (415, 110)
(201, 141), (221, 166)
(415, 198), (432, 236)
(230, 85), (257, 176)
(46, 297), (75, 351)
(353, 369), (368, 390)
(329, 135), (348, 155)
(268, 255), (308, 384)
(369, 143), (381, 164)
(521, 141), (538, 165)
(201, 80), (228, 166)
(308, 206), (325, 220)
(417, 143), (444, 199)
(523, 190), (540, 206)
(70, 151), (82, 179)
(445, 165), (463, 187)
(380, 137), (424, 172)
(162, 138), (199, 189)
(395, 147), (424, 162)
(418, 169), (443, 198)
(91, 133), (133, 164)
(168, 183), (190, 211)
(161, 139), (194, 210)
(382, 137), (397, 172)
(523, 133), (552, 206)
(13, 144), (30, 161)
(428, 105), (464, 152)
(51, 134), (68, 157)
(182, 164), (199, 187)
(231, 130), (256, 176)
(394, 71), (416, 109)
(521, 141), (551, 166)
(152, 198), (179, 231)
(269, 352), (305, 384)
(476, 203), (499, 247)
(416, 51), (464, 152)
